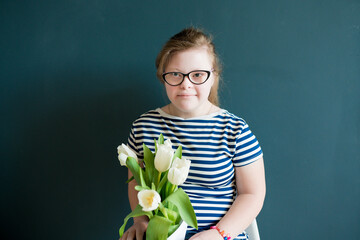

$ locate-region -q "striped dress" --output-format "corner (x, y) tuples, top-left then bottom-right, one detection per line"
(127, 108), (263, 240)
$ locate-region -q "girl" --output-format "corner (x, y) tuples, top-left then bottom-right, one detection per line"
(120, 27), (266, 240)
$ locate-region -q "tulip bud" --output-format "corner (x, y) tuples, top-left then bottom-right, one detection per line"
(137, 189), (161, 212)
(168, 157), (191, 186)
(164, 139), (172, 148)
(154, 139), (174, 172)
(117, 144), (138, 166)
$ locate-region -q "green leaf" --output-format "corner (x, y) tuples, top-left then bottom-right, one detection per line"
(146, 215), (172, 240)
(126, 157), (143, 186)
(119, 205), (153, 237)
(134, 185), (150, 192)
(163, 181), (176, 199)
(154, 139), (158, 153)
(164, 207), (179, 224)
(173, 145), (182, 160)
(143, 144), (156, 185)
(158, 202), (168, 219)
(139, 165), (146, 187)
(165, 188), (198, 229)
(168, 223), (180, 236)
(125, 176), (134, 184)
(158, 134), (164, 144)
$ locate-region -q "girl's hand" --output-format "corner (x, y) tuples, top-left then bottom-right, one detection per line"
(189, 229), (223, 240)
(119, 220), (148, 240)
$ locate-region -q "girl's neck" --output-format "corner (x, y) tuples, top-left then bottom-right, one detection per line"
(163, 102), (220, 119)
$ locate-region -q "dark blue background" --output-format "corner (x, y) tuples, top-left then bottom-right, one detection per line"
(1, 1), (359, 239)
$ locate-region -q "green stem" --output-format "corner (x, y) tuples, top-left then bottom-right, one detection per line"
(170, 184), (177, 194)
(156, 171), (161, 188)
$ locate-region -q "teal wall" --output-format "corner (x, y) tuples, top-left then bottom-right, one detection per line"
(1, 1), (359, 239)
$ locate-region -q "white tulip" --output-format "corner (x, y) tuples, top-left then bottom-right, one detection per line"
(117, 144), (138, 166)
(154, 139), (174, 172)
(164, 139), (172, 148)
(137, 189), (161, 212)
(168, 157), (191, 186)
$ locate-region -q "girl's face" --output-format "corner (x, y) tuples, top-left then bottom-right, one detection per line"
(164, 47), (215, 119)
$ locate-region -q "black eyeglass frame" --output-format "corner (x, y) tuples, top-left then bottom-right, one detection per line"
(162, 70), (213, 86)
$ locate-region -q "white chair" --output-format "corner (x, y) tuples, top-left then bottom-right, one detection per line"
(245, 219), (260, 240)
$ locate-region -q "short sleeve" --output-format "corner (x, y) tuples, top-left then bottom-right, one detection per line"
(126, 123), (141, 159)
(232, 122), (263, 167)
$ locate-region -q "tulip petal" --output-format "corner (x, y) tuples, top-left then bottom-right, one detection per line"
(117, 143), (138, 165)
(121, 144), (138, 160)
(154, 144), (174, 172)
(167, 157), (191, 186)
(164, 139), (172, 148)
(138, 189), (161, 212)
(118, 152), (128, 166)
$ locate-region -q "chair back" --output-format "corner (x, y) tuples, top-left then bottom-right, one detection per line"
(245, 219), (260, 240)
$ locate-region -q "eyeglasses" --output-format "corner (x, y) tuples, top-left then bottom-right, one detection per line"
(162, 70), (213, 86)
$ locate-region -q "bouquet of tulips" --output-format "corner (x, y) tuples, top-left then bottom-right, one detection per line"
(117, 134), (198, 240)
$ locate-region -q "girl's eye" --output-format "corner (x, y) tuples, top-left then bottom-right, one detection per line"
(171, 72), (181, 77)
(192, 72), (203, 78)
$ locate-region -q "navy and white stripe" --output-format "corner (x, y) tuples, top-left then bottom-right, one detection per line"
(127, 108), (263, 240)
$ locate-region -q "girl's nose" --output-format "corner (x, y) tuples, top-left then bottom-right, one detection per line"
(180, 76), (192, 89)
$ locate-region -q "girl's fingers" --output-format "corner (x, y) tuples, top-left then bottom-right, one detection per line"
(127, 229), (135, 240)
(136, 230), (144, 240)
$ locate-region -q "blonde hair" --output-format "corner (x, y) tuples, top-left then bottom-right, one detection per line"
(155, 27), (222, 106)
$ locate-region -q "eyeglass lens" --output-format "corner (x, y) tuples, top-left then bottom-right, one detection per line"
(164, 71), (210, 86)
